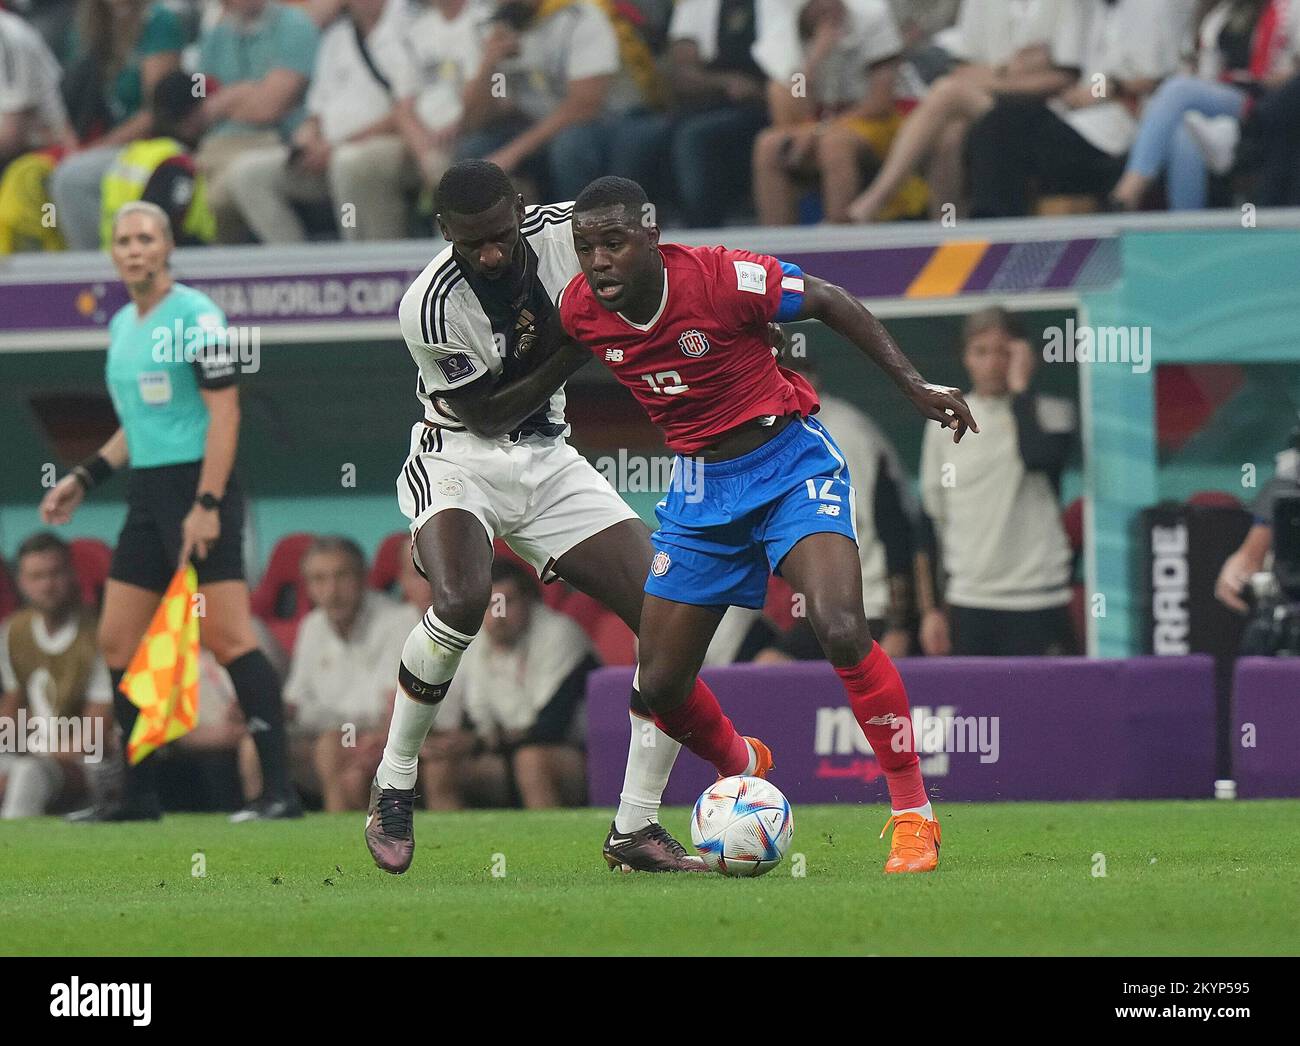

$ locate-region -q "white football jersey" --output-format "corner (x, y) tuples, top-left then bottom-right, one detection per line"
(398, 202), (578, 436)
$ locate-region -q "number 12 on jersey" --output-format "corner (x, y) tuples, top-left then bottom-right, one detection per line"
(641, 371), (689, 395)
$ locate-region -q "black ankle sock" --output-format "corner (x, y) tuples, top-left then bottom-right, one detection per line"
(224, 650), (292, 798)
(111, 669), (160, 811)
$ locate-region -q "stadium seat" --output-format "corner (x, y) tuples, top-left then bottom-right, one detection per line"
(250, 532), (315, 653)
(590, 610), (636, 666)
(763, 577), (797, 633)
(0, 557), (18, 623)
(1187, 490), (1244, 509)
(69, 538), (112, 610)
(1062, 498), (1086, 652)
(369, 531), (409, 594)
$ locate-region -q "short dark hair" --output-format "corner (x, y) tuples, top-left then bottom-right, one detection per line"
(303, 536), (367, 575)
(152, 70), (202, 128)
(962, 306), (1025, 346)
(16, 531), (72, 566)
(490, 557), (540, 599)
(574, 176), (649, 223)
(436, 161), (517, 216)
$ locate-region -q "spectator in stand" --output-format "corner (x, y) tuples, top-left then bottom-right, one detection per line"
(389, 0), (490, 195)
(650, 0), (770, 227)
(847, 0), (1074, 224)
(48, 0), (184, 251)
(919, 307), (1075, 656)
(196, 0), (319, 242)
(756, 355), (919, 661)
(966, 0), (1194, 218)
(1109, 0), (1300, 212)
(0, 4), (75, 169)
(751, 0), (927, 226)
(226, 0), (416, 242)
(0, 533), (113, 818)
(455, 0), (664, 201)
(263, 537), (414, 810)
(1238, 68), (1300, 205)
(420, 559), (592, 809)
(97, 70), (215, 249)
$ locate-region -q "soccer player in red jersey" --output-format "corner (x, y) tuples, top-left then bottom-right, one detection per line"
(558, 177), (978, 873)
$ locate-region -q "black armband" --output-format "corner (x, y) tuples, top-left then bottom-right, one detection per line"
(72, 454), (114, 491)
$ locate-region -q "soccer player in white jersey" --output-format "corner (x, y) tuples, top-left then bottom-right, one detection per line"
(366, 161), (713, 874)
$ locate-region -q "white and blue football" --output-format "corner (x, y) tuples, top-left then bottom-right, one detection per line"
(690, 775), (793, 877)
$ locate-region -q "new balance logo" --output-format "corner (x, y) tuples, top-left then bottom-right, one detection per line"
(605, 348), (624, 362)
(863, 713), (900, 726)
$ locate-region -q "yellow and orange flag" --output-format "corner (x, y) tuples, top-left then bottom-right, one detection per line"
(122, 565), (201, 765)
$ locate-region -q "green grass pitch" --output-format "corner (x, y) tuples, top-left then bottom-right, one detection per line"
(2, 800), (1296, 956)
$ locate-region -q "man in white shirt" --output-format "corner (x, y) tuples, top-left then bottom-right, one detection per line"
(966, 0), (1194, 216)
(455, 0), (659, 200)
(280, 537), (417, 810)
(0, 534), (111, 818)
(0, 7), (74, 167)
(421, 558), (593, 808)
(387, 0), (491, 190)
(919, 307), (1076, 655)
(225, 0), (417, 241)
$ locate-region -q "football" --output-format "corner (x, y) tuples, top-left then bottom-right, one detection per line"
(690, 776), (794, 877)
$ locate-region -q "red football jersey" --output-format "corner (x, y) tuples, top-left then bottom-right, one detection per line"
(559, 243), (820, 455)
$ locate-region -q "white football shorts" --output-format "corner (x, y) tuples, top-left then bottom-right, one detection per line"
(396, 423), (639, 580)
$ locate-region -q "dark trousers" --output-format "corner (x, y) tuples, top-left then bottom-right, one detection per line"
(966, 97), (1126, 217)
(1243, 74), (1300, 206)
(950, 604), (1075, 656)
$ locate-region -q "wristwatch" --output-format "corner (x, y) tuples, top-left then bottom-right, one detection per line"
(196, 492), (223, 511)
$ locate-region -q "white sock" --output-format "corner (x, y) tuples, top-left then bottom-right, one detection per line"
(376, 608), (475, 791)
(614, 689), (682, 833)
(892, 802), (934, 821)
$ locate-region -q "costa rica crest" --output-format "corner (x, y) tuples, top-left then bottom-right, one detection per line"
(678, 329), (710, 358)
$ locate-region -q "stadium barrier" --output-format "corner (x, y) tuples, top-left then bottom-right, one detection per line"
(587, 656), (1226, 804)
(1232, 658), (1300, 799)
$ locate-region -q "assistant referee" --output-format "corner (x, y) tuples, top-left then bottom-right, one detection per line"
(40, 201), (299, 821)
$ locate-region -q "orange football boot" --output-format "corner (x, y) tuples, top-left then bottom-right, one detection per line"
(718, 737), (774, 780)
(880, 812), (941, 873)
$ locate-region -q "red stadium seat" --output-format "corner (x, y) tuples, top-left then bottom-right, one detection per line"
(1062, 497), (1085, 553)
(69, 538), (112, 610)
(763, 577), (797, 633)
(590, 610), (636, 666)
(1187, 490), (1244, 509)
(369, 531), (409, 593)
(250, 532), (315, 652)
(0, 557), (18, 623)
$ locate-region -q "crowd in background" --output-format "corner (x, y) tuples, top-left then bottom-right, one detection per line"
(1, 0), (1299, 252)
(0, 305), (1084, 816)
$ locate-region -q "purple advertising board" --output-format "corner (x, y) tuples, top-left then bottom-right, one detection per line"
(586, 656), (1218, 805)
(1233, 658), (1300, 798)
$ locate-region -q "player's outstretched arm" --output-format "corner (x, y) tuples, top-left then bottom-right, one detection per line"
(795, 275), (979, 443)
(441, 335), (592, 440)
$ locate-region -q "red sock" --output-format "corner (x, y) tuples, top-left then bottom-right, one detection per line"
(836, 643), (928, 811)
(653, 677), (750, 776)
